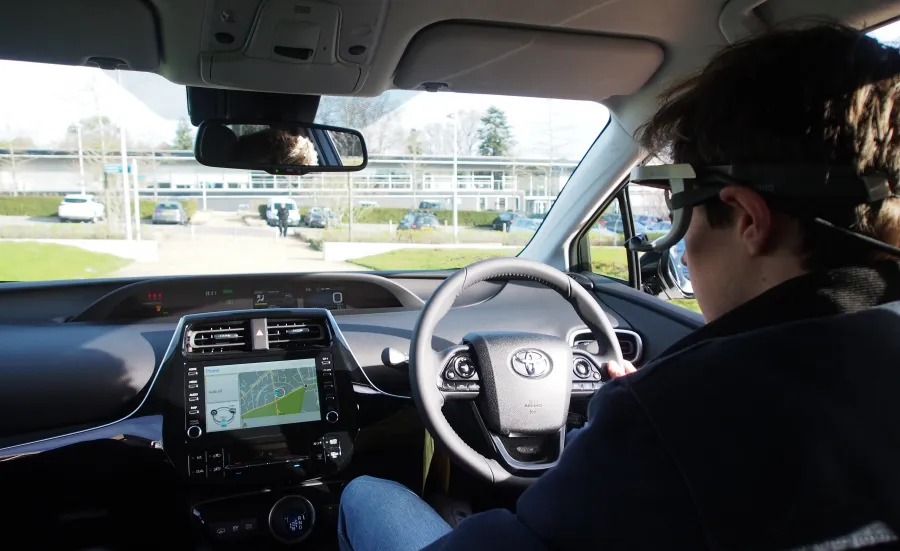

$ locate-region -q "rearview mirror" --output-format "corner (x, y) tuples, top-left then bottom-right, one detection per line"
(194, 120), (367, 175)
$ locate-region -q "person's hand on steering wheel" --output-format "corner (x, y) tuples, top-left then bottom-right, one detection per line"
(607, 360), (637, 378)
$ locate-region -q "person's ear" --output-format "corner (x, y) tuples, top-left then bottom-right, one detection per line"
(718, 186), (773, 257)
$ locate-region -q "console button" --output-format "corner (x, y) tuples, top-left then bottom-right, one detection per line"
(241, 518), (258, 534)
(188, 452), (206, 464)
(187, 425), (203, 439)
(210, 520), (242, 539)
(325, 410), (339, 423)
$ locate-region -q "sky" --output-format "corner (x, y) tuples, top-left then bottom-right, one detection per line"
(2, 18), (899, 159)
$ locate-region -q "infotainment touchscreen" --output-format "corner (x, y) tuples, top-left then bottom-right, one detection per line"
(203, 359), (321, 432)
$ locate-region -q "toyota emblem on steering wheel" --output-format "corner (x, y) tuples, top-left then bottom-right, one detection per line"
(510, 349), (551, 378)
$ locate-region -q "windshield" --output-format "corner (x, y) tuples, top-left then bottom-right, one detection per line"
(0, 61), (607, 281)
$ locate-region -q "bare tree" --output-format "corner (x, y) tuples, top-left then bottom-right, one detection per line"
(455, 109), (481, 156)
(317, 91), (415, 155)
(0, 130), (38, 195)
(421, 122), (453, 155)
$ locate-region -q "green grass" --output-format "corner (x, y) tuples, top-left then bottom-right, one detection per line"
(672, 299), (701, 313)
(242, 387), (307, 419)
(0, 242), (131, 281)
(590, 246), (628, 280)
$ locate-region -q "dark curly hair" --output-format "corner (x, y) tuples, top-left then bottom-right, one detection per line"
(636, 23), (900, 268)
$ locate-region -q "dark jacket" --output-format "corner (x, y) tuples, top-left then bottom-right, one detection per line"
(277, 206), (289, 221)
(429, 262), (900, 550)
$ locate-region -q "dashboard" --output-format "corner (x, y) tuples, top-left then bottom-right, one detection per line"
(0, 269), (704, 547)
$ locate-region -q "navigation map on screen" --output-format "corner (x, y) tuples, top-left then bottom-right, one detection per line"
(204, 359), (320, 432)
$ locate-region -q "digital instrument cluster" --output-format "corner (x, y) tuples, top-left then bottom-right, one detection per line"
(81, 277), (405, 321)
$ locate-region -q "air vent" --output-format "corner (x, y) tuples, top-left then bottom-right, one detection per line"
(571, 330), (642, 364)
(267, 319), (328, 350)
(186, 321), (251, 354)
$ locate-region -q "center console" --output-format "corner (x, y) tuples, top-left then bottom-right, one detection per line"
(160, 308), (360, 545)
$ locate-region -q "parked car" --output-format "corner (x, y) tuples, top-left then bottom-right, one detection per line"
(609, 219), (650, 235)
(265, 197), (300, 227)
(302, 207), (338, 226)
(648, 220), (673, 232)
(491, 211), (526, 231)
(509, 218), (541, 233)
(399, 214), (440, 230)
(57, 194), (104, 223)
(306, 212), (330, 228)
(151, 202), (188, 225)
(674, 238), (689, 281)
(418, 200), (444, 209)
(635, 214), (663, 227)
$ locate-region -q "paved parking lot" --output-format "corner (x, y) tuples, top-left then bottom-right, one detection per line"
(0, 211), (509, 277)
(0, 212), (366, 277)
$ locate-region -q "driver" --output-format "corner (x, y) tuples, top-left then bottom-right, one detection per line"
(338, 23), (900, 551)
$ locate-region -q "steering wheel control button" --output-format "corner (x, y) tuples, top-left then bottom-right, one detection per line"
(445, 369), (456, 379)
(269, 496), (316, 544)
(573, 358), (591, 378)
(186, 425), (203, 439)
(453, 356), (475, 378)
(325, 410), (339, 423)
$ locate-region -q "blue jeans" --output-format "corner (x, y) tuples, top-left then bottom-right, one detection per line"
(338, 426), (588, 551)
(338, 476), (452, 551)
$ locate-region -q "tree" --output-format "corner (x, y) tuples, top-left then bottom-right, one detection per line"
(0, 136), (35, 148)
(61, 115), (121, 150)
(172, 119), (195, 150)
(406, 129), (424, 155)
(477, 106), (515, 156)
(422, 122), (453, 155)
(0, 132), (36, 195)
(455, 109), (481, 156)
(317, 91), (415, 155)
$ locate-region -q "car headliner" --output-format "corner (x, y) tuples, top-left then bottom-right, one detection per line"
(0, 0), (897, 138)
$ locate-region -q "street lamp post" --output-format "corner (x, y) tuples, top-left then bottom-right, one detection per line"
(116, 71), (133, 242)
(448, 112), (459, 243)
(76, 122), (85, 195)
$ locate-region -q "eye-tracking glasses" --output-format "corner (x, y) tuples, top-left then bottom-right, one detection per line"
(627, 163), (900, 257)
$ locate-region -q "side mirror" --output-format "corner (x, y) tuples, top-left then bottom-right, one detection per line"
(638, 242), (694, 300)
(194, 120), (367, 175)
(661, 246), (693, 299)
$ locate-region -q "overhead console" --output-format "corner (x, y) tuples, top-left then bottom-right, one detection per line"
(161, 308), (358, 487)
(199, 0), (387, 94)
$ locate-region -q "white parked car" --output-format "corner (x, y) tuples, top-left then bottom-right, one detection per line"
(57, 195), (104, 223)
(265, 197), (300, 227)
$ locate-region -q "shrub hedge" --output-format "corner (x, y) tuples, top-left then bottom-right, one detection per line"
(0, 196), (197, 220)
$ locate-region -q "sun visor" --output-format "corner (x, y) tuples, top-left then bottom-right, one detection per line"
(393, 23), (663, 101)
(0, 0), (159, 70)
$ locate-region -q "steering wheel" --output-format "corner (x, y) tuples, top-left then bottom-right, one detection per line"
(410, 258), (623, 486)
